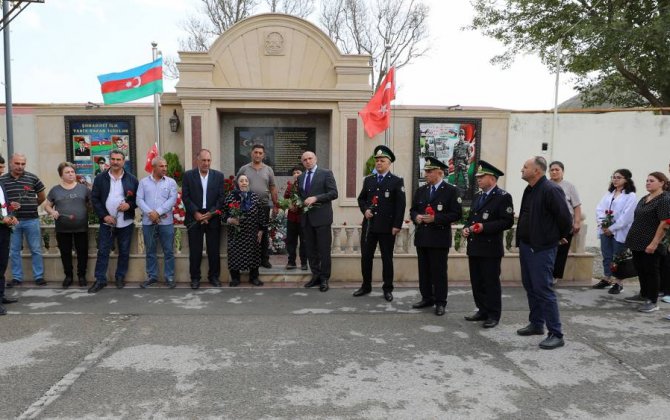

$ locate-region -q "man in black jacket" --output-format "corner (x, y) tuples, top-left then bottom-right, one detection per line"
(89, 150), (139, 293)
(462, 161), (514, 328)
(354, 145), (406, 302)
(182, 149), (226, 289)
(409, 157), (462, 316)
(516, 156), (572, 349)
(298, 151), (338, 292)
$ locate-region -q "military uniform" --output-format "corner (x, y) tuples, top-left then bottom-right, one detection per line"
(465, 162), (514, 325)
(409, 157), (462, 313)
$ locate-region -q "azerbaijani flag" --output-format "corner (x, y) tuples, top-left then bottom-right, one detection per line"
(97, 58), (163, 105)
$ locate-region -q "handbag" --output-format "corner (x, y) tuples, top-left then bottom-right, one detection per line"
(611, 249), (637, 280)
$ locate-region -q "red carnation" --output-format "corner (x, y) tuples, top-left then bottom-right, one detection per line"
(214, 210), (222, 216)
(23, 186), (31, 191)
(371, 195), (378, 206)
(471, 223), (483, 234)
(126, 190), (134, 197)
(425, 205), (435, 216)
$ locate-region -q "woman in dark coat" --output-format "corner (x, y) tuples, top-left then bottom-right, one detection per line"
(223, 174), (265, 287)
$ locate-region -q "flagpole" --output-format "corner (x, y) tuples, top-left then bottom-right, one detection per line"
(383, 44), (391, 147)
(549, 39), (562, 162)
(152, 42), (161, 154)
(3, 0), (15, 158)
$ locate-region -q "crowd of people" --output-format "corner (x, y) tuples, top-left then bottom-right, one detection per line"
(0, 148), (669, 351)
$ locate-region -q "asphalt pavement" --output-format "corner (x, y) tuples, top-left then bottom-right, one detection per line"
(1, 283), (670, 419)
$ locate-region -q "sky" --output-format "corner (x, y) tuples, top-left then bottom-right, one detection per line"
(1, 0), (577, 110)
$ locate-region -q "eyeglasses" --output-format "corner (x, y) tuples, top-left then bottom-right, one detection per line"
(611, 176), (624, 180)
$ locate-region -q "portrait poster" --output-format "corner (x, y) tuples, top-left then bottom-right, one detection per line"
(413, 118), (481, 203)
(234, 127), (316, 176)
(64, 117), (136, 187)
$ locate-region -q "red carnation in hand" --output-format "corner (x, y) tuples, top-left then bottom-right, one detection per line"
(425, 204), (435, 216)
(214, 210), (222, 216)
(471, 223), (483, 234)
(126, 190), (134, 197)
(371, 195), (378, 206)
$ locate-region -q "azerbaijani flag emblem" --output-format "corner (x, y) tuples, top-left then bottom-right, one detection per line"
(97, 58), (163, 105)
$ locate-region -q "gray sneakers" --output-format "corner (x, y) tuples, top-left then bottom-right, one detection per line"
(623, 294), (646, 303)
(637, 301), (659, 313)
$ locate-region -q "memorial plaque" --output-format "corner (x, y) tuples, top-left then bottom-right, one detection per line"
(235, 127), (316, 175)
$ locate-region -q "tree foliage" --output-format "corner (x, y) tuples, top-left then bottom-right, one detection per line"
(470, 0), (670, 110)
(320, 0), (430, 90)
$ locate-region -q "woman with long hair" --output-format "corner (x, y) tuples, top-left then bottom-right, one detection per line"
(624, 172), (670, 312)
(593, 169), (637, 294)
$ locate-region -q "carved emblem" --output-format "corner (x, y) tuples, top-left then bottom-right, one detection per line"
(264, 31), (285, 56)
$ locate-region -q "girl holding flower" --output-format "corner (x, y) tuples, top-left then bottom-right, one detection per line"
(593, 169), (637, 293)
(224, 174), (266, 287)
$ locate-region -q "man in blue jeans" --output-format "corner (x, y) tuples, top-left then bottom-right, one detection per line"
(516, 156), (572, 350)
(89, 150), (139, 293)
(0, 153), (47, 287)
(136, 156), (178, 288)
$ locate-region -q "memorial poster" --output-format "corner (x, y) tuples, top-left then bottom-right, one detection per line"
(234, 127), (316, 175)
(64, 117), (136, 187)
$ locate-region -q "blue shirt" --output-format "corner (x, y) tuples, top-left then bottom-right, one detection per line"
(136, 175), (178, 225)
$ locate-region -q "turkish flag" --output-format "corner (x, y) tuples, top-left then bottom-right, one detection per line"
(359, 67), (396, 138)
(144, 142), (158, 173)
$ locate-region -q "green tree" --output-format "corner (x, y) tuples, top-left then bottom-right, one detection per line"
(470, 0), (670, 112)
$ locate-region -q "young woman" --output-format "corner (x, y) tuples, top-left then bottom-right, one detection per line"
(593, 169), (637, 294)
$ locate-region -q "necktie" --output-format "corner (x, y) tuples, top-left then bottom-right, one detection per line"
(304, 170), (312, 195)
(377, 174), (384, 184)
(477, 193), (487, 210)
(429, 185), (436, 200)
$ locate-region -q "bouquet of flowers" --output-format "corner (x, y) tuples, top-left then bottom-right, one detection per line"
(173, 191), (186, 225)
(224, 175), (236, 197)
(601, 209), (614, 228)
(224, 201), (244, 235)
(279, 180), (302, 210)
(268, 210), (287, 254)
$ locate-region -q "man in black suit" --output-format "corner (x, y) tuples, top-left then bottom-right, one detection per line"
(354, 145), (406, 302)
(74, 138), (90, 157)
(0, 182), (19, 315)
(298, 151), (338, 292)
(462, 161), (514, 328)
(409, 157), (462, 316)
(182, 149), (226, 289)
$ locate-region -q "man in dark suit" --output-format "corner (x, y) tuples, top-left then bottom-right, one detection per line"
(462, 160), (514, 328)
(182, 149), (226, 289)
(354, 145), (406, 302)
(409, 157), (462, 316)
(298, 151), (338, 292)
(74, 138), (90, 157)
(0, 182), (19, 314)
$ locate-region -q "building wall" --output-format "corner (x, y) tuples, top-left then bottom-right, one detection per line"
(506, 112), (670, 247)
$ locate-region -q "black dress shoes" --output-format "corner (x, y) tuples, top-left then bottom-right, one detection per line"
(1, 297), (18, 304)
(435, 304), (446, 316)
(412, 299), (434, 309)
(483, 319), (499, 328)
(35, 278), (47, 287)
(62, 276), (73, 289)
(352, 288), (371, 297)
(260, 261), (272, 269)
(539, 333), (565, 350)
(229, 280), (240, 287)
(383, 291), (393, 302)
(115, 278), (125, 289)
(517, 324), (545, 336)
(209, 279), (222, 287)
(464, 312), (487, 322)
(78, 276), (87, 287)
(250, 278), (264, 286)
(88, 282), (106, 294)
(191, 281), (200, 290)
(319, 281), (329, 292)
(304, 277), (320, 288)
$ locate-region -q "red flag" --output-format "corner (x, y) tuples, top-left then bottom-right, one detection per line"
(144, 143), (158, 173)
(359, 67), (396, 138)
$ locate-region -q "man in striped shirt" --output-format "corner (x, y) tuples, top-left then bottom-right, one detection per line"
(0, 153), (47, 287)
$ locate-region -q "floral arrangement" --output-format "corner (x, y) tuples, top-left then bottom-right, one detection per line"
(268, 210), (287, 254)
(224, 175), (236, 197)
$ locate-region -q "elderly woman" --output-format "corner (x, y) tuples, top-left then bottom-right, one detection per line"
(548, 161), (582, 284)
(223, 174), (266, 287)
(624, 172), (670, 313)
(44, 162), (91, 288)
(593, 169), (637, 294)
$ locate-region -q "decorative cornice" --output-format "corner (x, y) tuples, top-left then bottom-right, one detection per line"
(175, 88), (372, 102)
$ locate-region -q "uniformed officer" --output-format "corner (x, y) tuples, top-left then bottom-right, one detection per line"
(462, 160), (514, 328)
(354, 145), (406, 302)
(409, 157), (463, 316)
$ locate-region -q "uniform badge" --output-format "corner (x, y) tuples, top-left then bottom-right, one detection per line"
(506, 206), (513, 214)
(385, 191), (390, 198)
(401, 186), (405, 192)
(457, 197), (462, 204)
(437, 204), (443, 211)
(483, 211), (489, 220)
